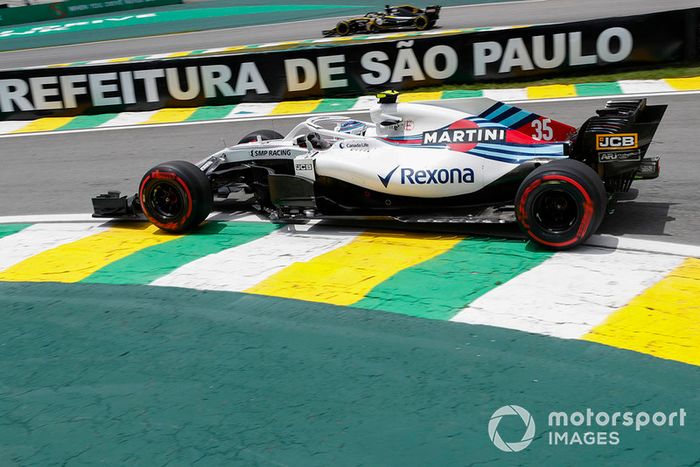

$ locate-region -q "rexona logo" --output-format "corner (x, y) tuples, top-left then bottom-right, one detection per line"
(378, 165), (475, 187)
(595, 133), (638, 151)
(251, 149), (293, 157)
(422, 128), (506, 145)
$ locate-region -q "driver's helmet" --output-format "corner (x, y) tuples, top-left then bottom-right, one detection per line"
(335, 119), (368, 136)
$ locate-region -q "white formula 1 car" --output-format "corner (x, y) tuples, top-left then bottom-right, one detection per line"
(93, 91), (665, 250)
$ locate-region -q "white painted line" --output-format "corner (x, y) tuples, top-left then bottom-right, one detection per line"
(617, 79), (675, 95)
(205, 212), (270, 223)
(350, 96), (377, 111)
(201, 47), (229, 54)
(419, 29), (464, 36)
(151, 227), (361, 291)
(98, 110), (159, 127)
(256, 41), (293, 48)
(587, 234), (700, 258)
(0, 120), (31, 134)
(0, 211), (299, 225)
(225, 103), (278, 118)
(0, 213), (104, 224)
(144, 53), (177, 60)
(0, 110), (370, 139)
(483, 88), (529, 101)
(450, 247), (684, 338)
(86, 59), (116, 65)
(0, 223), (108, 271)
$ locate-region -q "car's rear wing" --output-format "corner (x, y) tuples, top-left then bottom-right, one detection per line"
(424, 5), (441, 18)
(572, 99), (667, 191)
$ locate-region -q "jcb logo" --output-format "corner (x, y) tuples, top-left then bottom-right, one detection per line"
(596, 133), (638, 150)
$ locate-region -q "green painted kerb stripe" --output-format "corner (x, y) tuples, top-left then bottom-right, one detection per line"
(312, 98), (358, 113)
(442, 89), (484, 99)
(57, 113), (118, 131)
(186, 105), (236, 121)
(353, 237), (553, 320)
(82, 221), (278, 285)
(0, 223), (32, 240)
(574, 82), (622, 96)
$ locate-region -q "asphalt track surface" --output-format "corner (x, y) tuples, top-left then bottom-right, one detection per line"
(1, 93), (697, 245)
(2, 0), (699, 69)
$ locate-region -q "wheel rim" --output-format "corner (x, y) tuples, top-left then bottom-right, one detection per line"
(531, 188), (579, 234)
(147, 181), (185, 221)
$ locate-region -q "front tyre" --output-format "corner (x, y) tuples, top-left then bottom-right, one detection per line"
(515, 159), (606, 250)
(335, 20), (352, 36)
(139, 160), (213, 233)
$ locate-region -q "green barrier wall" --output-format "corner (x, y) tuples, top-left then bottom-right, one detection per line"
(0, 0), (182, 27)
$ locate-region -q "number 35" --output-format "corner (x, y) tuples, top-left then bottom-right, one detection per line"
(531, 118), (553, 141)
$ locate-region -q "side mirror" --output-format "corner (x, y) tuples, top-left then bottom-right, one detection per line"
(381, 119), (401, 127)
(379, 115), (402, 127)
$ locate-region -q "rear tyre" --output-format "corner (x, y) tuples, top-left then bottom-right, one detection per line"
(335, 20), (351, 36)
(515, 159), (607, 250)
(238, 129), (283, 144)
(414, 14), (429, 30)
(139, 160), (213, 233)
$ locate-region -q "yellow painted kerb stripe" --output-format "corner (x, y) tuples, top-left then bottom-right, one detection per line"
(107, 57), (133, 63)
(223, 46), (246, 52)
(166, 51), (193, 58)
(246, 231), (463, 306)
(0, 224), (180, 283)
(664, 76), (700, 91)
(11, 117), (76, 134)
(583, 257), (700, 366)
(381, 33), (409, 40)
(142, 107), (198, 124)
(400, 91), (443, 102)
(527, 84), (577, 99)
(270, 99), (323, 115)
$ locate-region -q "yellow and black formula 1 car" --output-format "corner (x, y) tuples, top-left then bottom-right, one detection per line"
(322, 4), (441, 37)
